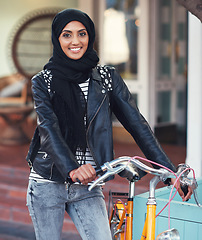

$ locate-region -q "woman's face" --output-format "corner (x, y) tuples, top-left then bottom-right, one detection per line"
(59, 21), (89, 60)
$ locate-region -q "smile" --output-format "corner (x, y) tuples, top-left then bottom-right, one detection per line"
(70, 47), (82, 52)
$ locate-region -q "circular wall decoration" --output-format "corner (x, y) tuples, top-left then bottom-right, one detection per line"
(8, 8), (62, 78)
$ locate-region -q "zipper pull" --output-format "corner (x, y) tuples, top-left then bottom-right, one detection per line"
(43, 152), (48, 159)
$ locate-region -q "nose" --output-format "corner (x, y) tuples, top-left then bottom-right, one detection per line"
(72, 35), (80, 45)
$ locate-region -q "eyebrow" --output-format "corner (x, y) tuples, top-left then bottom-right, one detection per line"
(61, 29), (87, 33)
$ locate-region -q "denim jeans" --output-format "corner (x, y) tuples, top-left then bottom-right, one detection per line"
(27, 179), (112, 240)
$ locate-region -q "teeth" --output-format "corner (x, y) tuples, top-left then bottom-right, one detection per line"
(71, 48), (81, 51)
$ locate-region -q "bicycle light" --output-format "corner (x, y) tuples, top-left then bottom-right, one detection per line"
(156, 228), (180, 240)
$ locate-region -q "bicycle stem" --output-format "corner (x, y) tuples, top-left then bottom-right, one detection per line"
(148, 176), (161, 201)
(129, 180), (136, 199)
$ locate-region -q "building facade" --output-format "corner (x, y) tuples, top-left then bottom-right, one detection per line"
(0, 0), (202, 176)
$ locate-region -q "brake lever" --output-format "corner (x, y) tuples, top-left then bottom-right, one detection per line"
(191, 179), (201, 207)
(88, 162), (126, 191)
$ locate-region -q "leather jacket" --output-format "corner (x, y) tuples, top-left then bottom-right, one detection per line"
(26, 66), (176, 183)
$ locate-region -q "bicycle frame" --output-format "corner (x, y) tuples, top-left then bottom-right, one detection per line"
(110, 177), (159, 240)
(109, 181), (135, 240)
(141, 204), (156, 240)
(140, 176), (160, 240)
(109, 200), (125, 240)
(126, 180), (135, 240)
(89, 156), (200, 240)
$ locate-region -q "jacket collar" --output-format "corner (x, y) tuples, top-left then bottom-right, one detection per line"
(91, 67), (102, 82)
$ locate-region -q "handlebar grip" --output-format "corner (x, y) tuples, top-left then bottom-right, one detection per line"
(96, 168), (103, 175)
(76, 178), (81, 183)
(180, 183), (189, 201)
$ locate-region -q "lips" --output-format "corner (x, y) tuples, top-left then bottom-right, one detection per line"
(70, 47), (82, 52)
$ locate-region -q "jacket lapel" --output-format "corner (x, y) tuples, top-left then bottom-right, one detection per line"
(87, 68), (107, 124)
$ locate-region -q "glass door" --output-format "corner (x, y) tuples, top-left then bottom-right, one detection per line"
(103, 0), (139, 104)
(155, 0), (187, 144)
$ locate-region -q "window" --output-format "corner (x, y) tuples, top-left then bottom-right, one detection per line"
(103, 0), (139, 80)
(8, 8), (62, 78)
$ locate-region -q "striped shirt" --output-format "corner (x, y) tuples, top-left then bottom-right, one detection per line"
(75, 79), (96, 167)
(29, 79), (96, 182)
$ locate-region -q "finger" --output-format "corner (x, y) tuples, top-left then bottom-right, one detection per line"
(74, 165), (96, 184)
(69, 170), (77, 182)
(72, 172), (79, 182)
(83, 163), (96, 175)
(87, 167), (96, 180)
(177, 187), (185, 200)
(171, 179), (185, 200)
(74, 171), (89, 184)
(70, 168), (86, 183)
(183, 187), (192, 202)
(82, 164), (96, 180)
(171, 179), (184, 196)
(79, 165), (95, 180)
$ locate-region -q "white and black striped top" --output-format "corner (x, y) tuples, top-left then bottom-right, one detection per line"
(29, 79), (96, 182)
(75, 79), (96, 167)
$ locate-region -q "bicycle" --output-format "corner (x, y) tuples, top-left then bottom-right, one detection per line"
(88, 156), (201, 240)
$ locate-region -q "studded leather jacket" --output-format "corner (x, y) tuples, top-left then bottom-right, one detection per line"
(26, 66), (176, 183)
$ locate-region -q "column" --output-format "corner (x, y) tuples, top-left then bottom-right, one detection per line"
(186, 13), (202, 178)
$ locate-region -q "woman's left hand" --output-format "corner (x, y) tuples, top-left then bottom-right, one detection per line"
(171, 178), (193, 201)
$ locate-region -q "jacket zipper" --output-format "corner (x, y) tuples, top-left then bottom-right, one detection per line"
(38, 151), (48, 159)
(86, 94), (107, 168)
(49, 163), (54, 180)
(38, 151), (53, 180)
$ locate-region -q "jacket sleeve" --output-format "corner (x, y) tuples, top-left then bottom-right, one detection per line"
(110, 68), (177, 173)
(31, 73), (79, 180)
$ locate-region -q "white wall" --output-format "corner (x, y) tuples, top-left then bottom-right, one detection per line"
(0, 0), (78, 77)
(186, 13), (202, 178)
(138, 0), (150, 120)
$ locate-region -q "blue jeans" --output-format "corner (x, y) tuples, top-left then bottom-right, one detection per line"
(26, 180), (112, 240)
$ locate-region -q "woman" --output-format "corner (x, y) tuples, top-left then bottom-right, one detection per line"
(26, 9), (191, 240)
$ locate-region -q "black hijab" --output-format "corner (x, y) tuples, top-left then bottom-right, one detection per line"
(44, 9), (99, 154)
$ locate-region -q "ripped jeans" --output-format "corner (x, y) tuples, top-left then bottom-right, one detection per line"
(27, 179), (112, 240)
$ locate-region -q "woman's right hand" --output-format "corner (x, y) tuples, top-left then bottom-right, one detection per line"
(69, 163), (96, 185)
(171, 178), (193, 202)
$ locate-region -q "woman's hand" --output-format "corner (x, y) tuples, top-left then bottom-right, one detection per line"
(69, 163), (96, 185)
(171, 178), (193, 201)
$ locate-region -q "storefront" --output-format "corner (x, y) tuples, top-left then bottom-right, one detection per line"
(0, 0), (202, 175)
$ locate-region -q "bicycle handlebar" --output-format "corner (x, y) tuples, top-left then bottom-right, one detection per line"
(93, 156), (177, 185)
(89, 156), (200, 207)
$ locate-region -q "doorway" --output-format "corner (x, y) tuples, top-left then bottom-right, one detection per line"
(154, 0), (188, 145)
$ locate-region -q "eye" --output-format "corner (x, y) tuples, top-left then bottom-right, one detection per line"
(79, 31), (87, 37)
(62, 33), (71, 38)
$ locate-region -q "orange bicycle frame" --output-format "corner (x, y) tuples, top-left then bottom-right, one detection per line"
(110, 201), (125, 240)
(109, 181), (135, 240)
(141, 201), (157, 240)
(110, 176), (160, 240)
(141, 176), (160, 240)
